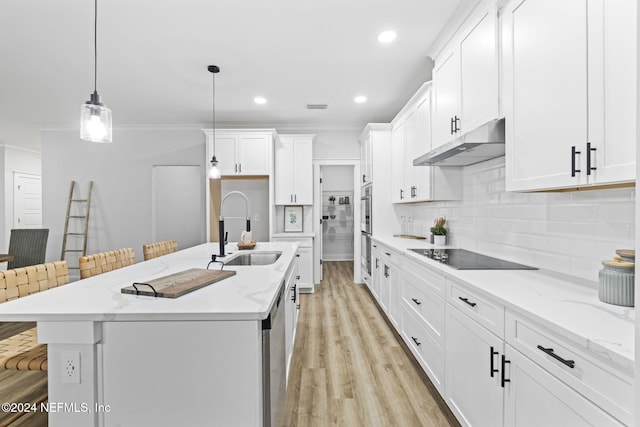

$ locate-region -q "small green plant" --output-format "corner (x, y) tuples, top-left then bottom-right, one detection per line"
(328, 195), (336, 203)
(431, 216), (447, 236)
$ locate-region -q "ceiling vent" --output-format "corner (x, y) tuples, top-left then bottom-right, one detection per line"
(306, 104), (328, 110)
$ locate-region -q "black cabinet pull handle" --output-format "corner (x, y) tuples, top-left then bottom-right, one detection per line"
(375, 258), (379, 269)
(571, 146), (581, 177)
(400, 189), (404, 200)
(458, 296), (477, 307)
(450, 117), (455, 134)
(363, 174), (366, 183)
(296, 275), (300, 280)
(385, 252), (391, 256)
(411, 298), (421, 306)
(384, 265), (389, 278)
(537, 345), (575, 368)
(454, 115), (461, 132)
(490, 346), (499, 377)
(586, 142), (596, 175)
(501, 355), (511, 387)
(411, 336), (421, 346)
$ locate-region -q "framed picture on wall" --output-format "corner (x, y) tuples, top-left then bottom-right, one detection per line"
(284, 206), (303, 232)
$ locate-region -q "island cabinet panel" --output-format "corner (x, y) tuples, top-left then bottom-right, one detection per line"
(101, 321), (263, 427)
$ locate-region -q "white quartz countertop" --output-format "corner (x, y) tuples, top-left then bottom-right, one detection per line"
(0, 242), (298, 322)
(372, 235), (635, 373)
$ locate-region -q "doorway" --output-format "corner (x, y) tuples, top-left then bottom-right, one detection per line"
(313, 160), (361, 285)
(13, 172), (42, 228)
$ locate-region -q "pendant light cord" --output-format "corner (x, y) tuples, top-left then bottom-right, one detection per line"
(212, 70), (216, 157)
(93, 0), (98, 93)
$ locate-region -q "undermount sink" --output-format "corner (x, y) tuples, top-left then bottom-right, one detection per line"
(225, 251), (282, 266)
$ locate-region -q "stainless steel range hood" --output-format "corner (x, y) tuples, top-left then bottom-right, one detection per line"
(413, 118), (505, 167)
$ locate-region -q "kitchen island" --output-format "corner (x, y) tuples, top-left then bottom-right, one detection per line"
(0, 242), (298, 427)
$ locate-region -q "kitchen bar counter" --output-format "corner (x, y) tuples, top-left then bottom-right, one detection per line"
(0, 242), (298, 427)
(372, 235), (635, 373)
(0, 242), (298, 322)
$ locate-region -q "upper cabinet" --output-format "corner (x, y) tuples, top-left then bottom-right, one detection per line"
(274, 135), (314, 205)
(204, 129), (273, 176)
(360, 133), (372, 186)
(503, 0), (637, 191)
(432, 2), (500, 149)
(391, 83), (462, 204)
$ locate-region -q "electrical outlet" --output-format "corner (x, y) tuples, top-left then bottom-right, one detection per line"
(61, 351), (81, 384)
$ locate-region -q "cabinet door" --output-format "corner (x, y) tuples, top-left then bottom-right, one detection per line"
(504, 0), (588, 191)
(371, 249), (381, 302)
(379, 263), (390, 313)
(403, 110), (418, 200)
(460, 6), (499, 133)
(445, 305), (504, 427)
(432, 49), (460, 149)
(504, 346), (624, 427)
(391, 122), (406, 203)
(297, 247), (314, 288)
(386, 262), (400, 329)
(411, 95), (432, 200)
(292, 138), (313, 204)
(360, 135), (372, 185)
(274, 138), (295, 204)
(238, 135), (270, 175)
(588, 0), (637, 184)
(214, 136), (238, 176)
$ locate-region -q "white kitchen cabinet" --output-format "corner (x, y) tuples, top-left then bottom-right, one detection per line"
(204, 130), (273, 176)
(360, 133), (372, 186)
(271, 235), (315, 291)
(285, 258), (299, 381)
(445, 303), (505, 427)
(371, 243), (382, 302)
(391, 83), (462, 204)
(391, 121), (407, 203)
(379, 245), (401, 328)
(432, 1), (499, 149)
(503, 0), (636, 191)
(503, 345), (624, 427)
(275, 135), (314, 205)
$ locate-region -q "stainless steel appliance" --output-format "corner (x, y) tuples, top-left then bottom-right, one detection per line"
(413, 118), (505, 167)
(408, 248), (537, 270)
(360, 184), (372, 277)
(262, 280), (286, 426)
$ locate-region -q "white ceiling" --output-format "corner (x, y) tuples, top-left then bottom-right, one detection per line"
(0, 0), (473, 150)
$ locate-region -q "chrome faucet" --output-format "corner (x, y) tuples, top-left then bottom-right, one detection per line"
(219, 191), (251, 257)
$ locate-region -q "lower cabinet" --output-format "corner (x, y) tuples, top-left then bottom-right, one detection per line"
(284, 258), (299, 381)
(503, 345), (624, 427)
(365, 243), (629, 427)
(445, 303), (505, 427)
(272, 235), (314, 291)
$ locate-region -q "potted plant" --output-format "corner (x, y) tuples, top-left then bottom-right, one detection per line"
(328, 195), (336, 205)
(431, 217), (447, 246)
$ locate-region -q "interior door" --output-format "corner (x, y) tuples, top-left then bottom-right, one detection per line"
(13, 172), (42, 228)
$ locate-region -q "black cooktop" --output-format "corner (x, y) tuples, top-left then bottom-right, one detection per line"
(408, 248), (537, 270)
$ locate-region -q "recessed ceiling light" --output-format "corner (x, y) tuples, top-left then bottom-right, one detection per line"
(254, 97), (267, 104)
(354, 96), (367, 103)
(378, 30), (397, 44)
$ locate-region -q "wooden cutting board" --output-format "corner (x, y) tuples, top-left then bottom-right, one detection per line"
(121, 268), (236, 299)
(393, 234), (426, 240)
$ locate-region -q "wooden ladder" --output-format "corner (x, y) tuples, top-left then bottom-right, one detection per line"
(60, 181), (94, 272)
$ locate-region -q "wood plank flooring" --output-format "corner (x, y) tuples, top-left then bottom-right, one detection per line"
(0, 323), (47, 427)
(282, 261), (459, 427)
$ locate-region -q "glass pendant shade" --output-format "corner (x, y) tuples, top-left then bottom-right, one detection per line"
(80, 97), (112, 143)
(209, 156), (221, 179)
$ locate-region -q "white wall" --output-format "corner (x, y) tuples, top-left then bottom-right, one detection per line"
(41, 128), (205, 265)
(394, 157), (636, 283)
(1, 145), (41, 253)
(309, 129), (361, 160)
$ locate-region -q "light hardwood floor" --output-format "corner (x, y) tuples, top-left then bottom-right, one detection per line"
(282, 261), (459, 427)
(0, 322), (47, 427)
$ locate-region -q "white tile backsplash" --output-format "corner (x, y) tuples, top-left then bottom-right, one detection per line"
(395, 157), (636, 282)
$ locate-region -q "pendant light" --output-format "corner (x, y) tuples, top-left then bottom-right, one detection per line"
(80, 0), (112, 143)
(208, 65), (221, 179)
